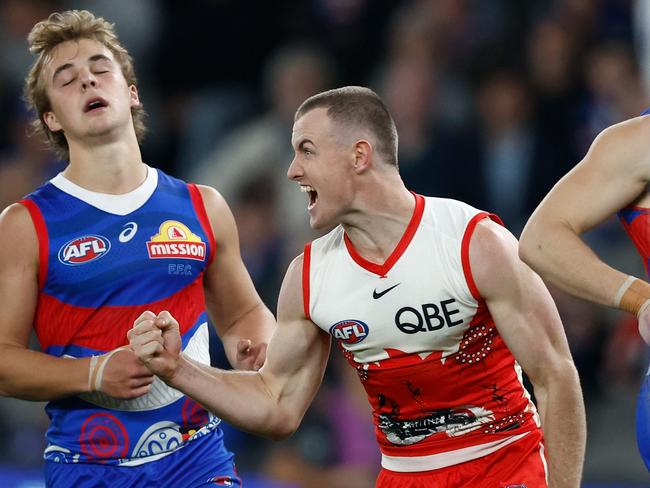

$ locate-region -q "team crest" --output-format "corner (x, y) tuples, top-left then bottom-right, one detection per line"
(147, 221), (206, 261)
(330, 319), (369, 344)
(58, 235), (111, 265)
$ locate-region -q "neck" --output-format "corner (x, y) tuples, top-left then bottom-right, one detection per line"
(342, 172), (416, 263)
(63, 130), (145, 194)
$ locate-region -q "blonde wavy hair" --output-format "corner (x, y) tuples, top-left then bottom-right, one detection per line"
(24, 10), (146, 160)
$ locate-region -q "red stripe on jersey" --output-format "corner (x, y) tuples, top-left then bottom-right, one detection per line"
(460, 212), (504, 301)
(188, 184), (216, 266)
(344, 193), (425, 277)
(20, 199), (49, 288)
(35, 277), (206, 352)
(303, 243), (312, 320)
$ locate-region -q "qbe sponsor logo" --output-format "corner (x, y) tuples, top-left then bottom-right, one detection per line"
(58, 235), (111, 265)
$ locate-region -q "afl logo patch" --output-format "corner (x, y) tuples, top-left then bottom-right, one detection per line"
(330, 320), (369, 344)
(58, 235), (111, 265)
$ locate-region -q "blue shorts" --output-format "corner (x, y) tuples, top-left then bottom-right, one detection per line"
(44, 430), (241, 487)
(638, 369), (650, 471)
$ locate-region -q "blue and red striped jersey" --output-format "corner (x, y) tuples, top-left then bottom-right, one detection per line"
(20, 167), (225, 466)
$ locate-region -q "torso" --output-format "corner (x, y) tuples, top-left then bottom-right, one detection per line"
(21, 167), (223, 465)
(304, 194), (541, 472)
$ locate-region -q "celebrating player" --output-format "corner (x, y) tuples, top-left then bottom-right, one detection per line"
(131, 86), (585, 487)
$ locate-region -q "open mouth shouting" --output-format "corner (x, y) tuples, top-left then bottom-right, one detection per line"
(300, 185), (318, 210)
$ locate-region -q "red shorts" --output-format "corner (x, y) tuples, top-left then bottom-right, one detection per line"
(376, 430), (547, 488)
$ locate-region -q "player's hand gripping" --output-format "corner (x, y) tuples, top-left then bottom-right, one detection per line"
(89, 347), (155, 399)
(128, 310), (182, 383)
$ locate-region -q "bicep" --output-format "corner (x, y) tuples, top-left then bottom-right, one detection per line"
(0, 204), (39, 348)
(260, 256), (330, 408)
(471, 220), (572, 381)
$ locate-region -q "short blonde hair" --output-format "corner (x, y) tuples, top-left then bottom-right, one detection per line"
(24, 10), (146, 160)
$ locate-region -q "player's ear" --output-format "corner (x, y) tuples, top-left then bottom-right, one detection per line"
(353, 140), (372, 174)
(43, 111), (63, 132)
(129, 85), (141, 108)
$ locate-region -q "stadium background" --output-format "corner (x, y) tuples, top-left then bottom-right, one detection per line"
(0, 0), (649, 486)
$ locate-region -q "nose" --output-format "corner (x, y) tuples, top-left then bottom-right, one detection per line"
(287, 155), (302, 181)
(79, 67), (97, 90)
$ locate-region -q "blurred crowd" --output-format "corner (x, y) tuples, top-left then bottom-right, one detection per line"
(1, 0), (650, 485)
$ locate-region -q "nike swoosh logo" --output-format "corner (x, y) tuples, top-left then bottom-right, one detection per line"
(373, 283), (401, 299)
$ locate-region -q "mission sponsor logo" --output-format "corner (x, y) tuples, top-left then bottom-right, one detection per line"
(147, 221), (206, 261)
(58, 235), (111, 265)
(329, 319), (369, 344)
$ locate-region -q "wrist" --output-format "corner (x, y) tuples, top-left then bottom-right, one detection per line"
(638, 299), (650, 319)
(615, 276), (650, 317)
(88, 347), (127, 392)
(161, 352), (186, 387)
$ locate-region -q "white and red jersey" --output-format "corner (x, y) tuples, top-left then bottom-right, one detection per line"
(303, 193), (542, 472)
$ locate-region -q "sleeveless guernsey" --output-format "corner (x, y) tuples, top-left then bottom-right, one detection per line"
(303, 194), (542, 472)
(20, 167), (225, 466)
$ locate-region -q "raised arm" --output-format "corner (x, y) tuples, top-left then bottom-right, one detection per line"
(0, 204), (152, 400)
(471, 219), (585, 488)
(520, 117), (650, 312)
(197, 185), (275, 370)
(129, 254), (332, 439)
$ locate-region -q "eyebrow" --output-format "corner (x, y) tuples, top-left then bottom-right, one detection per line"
(52, 54), (113, 81)
(297, 139), (315, 150)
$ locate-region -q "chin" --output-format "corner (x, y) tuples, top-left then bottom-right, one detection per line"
(308, 215), (325, 230)
(309, 213), (337, 231)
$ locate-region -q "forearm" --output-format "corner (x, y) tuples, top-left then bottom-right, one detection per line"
(520, 221), (629, 308)
(533, 361), (586, 488)
(169, 354), (299, 439)
(0, 345), (89, 400)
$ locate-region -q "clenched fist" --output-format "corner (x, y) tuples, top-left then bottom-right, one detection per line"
(128, 310), (182, 383)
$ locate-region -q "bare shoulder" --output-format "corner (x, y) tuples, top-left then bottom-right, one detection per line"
(195, 184), (229, 214)
(0, 203), (38, 266)
(277, 253), (306, 321)
(599, 114), (650, 143)
(0, 203), (37, 245)
(195, 184), (237, 244)
(281, 254), (305, 298)
(587, 115), (650, 178)
(469, 219), (520, 296)
(470, 218), (517, 263)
